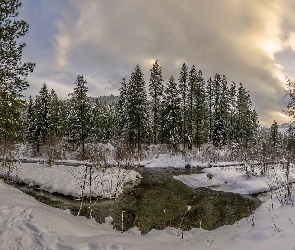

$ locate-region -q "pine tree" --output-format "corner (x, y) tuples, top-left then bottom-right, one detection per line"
(58, 100), (68, 138)
(104, 105), (118, 141)
(270, 120), (279, 148)
(284, 77), (295, 119)
(228, 82), (237, 142)
(190, 68), (208, 149)
(117, 78), (128, 133)
(67, 75), (92, 159)
(219, 75), (230, 143)
(179, 63), (189, 149)
(162, 76), (182, 148)
(48, 89), (64, 137)
(211, 74), (226, 146)
(91, 100), (105, 142)
(235, 84), (246, 142)
(91, 101), (117, 143)
(212, 112), (225, 146)
(34, 83), (50, 152)
(235, 83), (258, 147)
(125, 65), (149, 147)
(0, 0), (35, 142)
(26, 95), (35, 143)
(149, 60), (164, 144)
(187, 65), (197, 149)
(206, 77), (214, 141)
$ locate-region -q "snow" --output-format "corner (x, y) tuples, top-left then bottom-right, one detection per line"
(1, 163), (141, 199)
(18, 143), (238, 169)
(174, 173), (224, 187)
(174, 164), (295, 194)
(141, 153), (239, 168)
(2, 159), (295, 249)
(2, 178), (295, 249)
(142, 154), (185, 168)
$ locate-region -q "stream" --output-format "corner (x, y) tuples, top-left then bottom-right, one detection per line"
(10, 167), (261, 235)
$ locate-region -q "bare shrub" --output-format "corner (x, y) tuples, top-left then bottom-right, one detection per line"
(40, 132), (64, 166)
(113, 132), (136, 168)
(83, 143), (112, 167)
(0, 140), (19, 182)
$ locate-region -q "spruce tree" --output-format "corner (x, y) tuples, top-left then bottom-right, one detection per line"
(235, 83), (258, 147)
(228, 82), (237, 142)
(117, 78), (128, 133)
(219, 75), (230, 143)
(34, 83), (50, 152)
(179, 63), (189, 149)
(284, 77), (295, 119)
(67, 75), (92, 159)
(192, 69), (208, 148)
(91, 100), (105, 142)
(91, 101), (117, 143)
(211, 74), (225, 146)
(187, 66), (208, 149)
(206, 77), (214, 141)
(0, 0), (35, 142)
(162, 76), (182, 148)
(270, 120), (279, 149)
(105, 105), (118, 141)
(187, 65), (197, 149)
(48, 89), (64, 137)
(125, 65), (149, 147)
(235, 84), (246, 142)
(26, 95), (35, 144)
(149, 60), (164, 144)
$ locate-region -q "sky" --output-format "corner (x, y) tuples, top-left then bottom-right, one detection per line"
(18, 0), (295, 125)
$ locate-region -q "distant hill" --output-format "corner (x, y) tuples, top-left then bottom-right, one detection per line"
(260, 121), (295, 136)
(278, 122), (295, 134)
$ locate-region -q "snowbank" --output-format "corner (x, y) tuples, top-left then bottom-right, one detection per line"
(2, 163), (141, 199)
(175, 165), (295, 195)
(142, 153), (240, 168)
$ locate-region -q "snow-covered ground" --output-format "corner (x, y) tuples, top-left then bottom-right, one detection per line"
(174, 165), (295, 195)
(3, 152), (295, 249)
(141, 153), (240, 168)
(1, 163), (141, 199)
(1, 175), (295, 249)
(18, 143), (237, 169)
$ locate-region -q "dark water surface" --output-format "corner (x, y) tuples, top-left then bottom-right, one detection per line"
(11, 167), (260, 235)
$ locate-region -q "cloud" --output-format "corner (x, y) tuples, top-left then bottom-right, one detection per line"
(49, 0), (295, 124)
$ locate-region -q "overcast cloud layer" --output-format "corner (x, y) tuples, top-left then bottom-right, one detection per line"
(20, 0), (295, 125)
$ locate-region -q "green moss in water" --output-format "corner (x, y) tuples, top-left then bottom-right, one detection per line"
(111, 178), (258, 234)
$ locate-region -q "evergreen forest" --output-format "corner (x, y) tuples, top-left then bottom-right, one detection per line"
(22, 61), (261, 159)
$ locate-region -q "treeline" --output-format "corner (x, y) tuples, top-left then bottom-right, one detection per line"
(23, 61), (258, 158)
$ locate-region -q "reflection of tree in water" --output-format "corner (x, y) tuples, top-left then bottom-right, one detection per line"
(112, 173), (259, 234)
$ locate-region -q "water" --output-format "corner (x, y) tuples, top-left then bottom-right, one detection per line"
(112, 168), (260, 234)
(10, 167), (260, 235)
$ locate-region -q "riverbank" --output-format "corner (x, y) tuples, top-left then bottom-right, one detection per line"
(2, 155), (295, 249)
(1, 176), (295, 249)
(174, 164), (295, 195)
(0, 163), (142, 199)
(7, 166), (259, 234)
